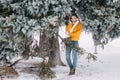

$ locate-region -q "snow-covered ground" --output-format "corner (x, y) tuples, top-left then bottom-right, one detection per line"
(3, 27), (120, 80)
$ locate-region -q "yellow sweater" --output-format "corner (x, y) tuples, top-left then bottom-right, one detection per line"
(66, 22), (82, 41)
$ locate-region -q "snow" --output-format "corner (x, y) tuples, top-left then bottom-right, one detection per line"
(3, 28), (120, 80)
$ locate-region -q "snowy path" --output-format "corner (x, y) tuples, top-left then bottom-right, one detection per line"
(4, 31), (120, 80)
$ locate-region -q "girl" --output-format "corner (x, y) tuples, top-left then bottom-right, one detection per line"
(65, 13), (82, 75)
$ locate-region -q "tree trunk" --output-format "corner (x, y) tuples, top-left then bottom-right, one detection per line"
(40, 32), (65, 67)
(48, 35), (66, 67)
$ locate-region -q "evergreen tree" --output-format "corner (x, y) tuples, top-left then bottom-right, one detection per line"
(0, 0), (71, 78)
(0, 0), (71, 63)
(0, 0), (119, 78)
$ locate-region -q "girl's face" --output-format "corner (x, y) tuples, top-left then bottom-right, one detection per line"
(70, 16), (77, 23)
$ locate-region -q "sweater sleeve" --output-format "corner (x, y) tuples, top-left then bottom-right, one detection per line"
(66, 23), (72, 33)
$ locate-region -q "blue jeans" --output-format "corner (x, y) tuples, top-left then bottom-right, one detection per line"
(66, 41), (79, 69)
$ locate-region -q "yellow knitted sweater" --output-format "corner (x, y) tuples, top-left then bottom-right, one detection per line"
(66, 22), (82, 41)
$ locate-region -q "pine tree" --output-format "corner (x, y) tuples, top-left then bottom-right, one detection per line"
(0, 0), (119, 78)
(0, 0), (71, 79)
(0, 0), (70, 63)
